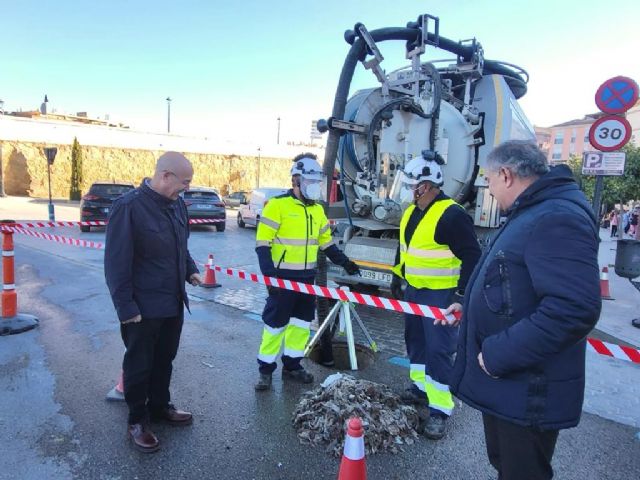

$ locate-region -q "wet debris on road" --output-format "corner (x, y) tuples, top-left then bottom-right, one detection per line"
(292, 373), (420, 456)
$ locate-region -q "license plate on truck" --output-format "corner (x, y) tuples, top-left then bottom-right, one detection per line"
(360, 269), (392, 283)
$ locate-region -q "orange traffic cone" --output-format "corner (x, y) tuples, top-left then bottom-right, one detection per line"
(600, 266), (614, 300)
(201, 254), (221, 288)
(106, 370), (125, 402)
(337, 417), (367, 480)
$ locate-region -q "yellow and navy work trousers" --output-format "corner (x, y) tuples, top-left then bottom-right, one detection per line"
(257, 279), (315, 374)
(404, 284), (458, 416)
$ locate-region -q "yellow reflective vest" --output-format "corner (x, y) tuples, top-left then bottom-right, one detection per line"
(256, 193), (334, 275)
(392, 199), (462, 290)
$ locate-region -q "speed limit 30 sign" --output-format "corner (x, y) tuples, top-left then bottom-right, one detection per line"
(588, 115), (632, 152)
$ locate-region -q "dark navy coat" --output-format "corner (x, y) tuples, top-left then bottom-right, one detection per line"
(104, 180), (199, 322)
(450, 165), (601, 430)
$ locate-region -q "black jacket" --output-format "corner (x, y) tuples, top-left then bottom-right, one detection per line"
(104, 180), (199, 322)
(450, 165), (601, 430)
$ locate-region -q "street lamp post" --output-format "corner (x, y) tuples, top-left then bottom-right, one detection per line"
(277, 117), (281, 145)
(43, 147), (58, 222)
(166, 97), (172, 133)
(256, 147), (262, 188)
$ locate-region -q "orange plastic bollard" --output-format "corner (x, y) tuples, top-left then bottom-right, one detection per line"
(1, 220), (38, 335)
(1, 224), (17, 318)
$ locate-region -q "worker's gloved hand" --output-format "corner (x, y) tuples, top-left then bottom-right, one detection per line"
(390, 274), (404, 300)
(343, 260), (360, 276)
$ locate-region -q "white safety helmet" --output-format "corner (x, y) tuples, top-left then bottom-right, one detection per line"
(291, 154), (326, 201)
(391, 156), (444, 204)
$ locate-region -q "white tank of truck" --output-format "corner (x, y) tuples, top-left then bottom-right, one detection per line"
(317, 14), (536, 290)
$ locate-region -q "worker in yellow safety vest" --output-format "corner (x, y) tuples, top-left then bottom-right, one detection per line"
(390, 153), (481, 439)
(254, 153), (360, 391)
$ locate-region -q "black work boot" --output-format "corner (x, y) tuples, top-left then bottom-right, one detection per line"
(282, 368), (314, 384)
(254, 373), (272, 391)
(424, 413), (447, 440)
(399, 386), (429, 407)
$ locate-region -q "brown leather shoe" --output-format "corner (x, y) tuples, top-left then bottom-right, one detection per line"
(150, 404), (193, 426)
(127, 423), (160, 453)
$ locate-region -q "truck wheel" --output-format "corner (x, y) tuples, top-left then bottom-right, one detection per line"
(216, 222), (226, 232)
(237, 213), (245, 228)
(80, 225), (90, 233)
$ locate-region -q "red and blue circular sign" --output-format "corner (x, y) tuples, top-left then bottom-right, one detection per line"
(595, 76), (639, 114)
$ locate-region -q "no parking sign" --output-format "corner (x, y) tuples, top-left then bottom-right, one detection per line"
(595, 76), (639, 114)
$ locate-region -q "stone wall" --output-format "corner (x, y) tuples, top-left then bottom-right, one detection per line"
(0, 140), (293, 198)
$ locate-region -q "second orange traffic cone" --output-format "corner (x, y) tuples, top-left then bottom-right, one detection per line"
(201, 254), (221, 288)
(337, 417), (367, 480)
(600, 266), (614, 300)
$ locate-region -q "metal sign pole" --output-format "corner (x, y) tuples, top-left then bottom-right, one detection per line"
(592, 175), (604, 219)
(47, 162), (55, 222)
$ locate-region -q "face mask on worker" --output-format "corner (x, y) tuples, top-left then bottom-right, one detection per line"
(300, 178), (323, 201)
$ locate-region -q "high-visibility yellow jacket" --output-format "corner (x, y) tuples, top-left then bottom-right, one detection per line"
(392, 199), (462, 290)
(256, 192), (341, 279)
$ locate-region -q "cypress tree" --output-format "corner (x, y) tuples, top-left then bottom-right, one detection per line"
(69, 137), (83, 200)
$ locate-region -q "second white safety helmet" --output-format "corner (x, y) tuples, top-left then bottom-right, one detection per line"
(391, 156), (444, 204)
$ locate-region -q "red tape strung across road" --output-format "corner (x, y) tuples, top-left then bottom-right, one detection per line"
(212, 264), (459, 323)
(5, 226), (106, 249)
(3, 225), (640, 365)
(1, 218), (225, 229)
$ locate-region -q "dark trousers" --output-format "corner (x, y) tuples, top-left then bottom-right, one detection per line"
(483, 413), (559, 480)
(404, 285), (458, 415)
(120, 313), (184, 424)
(610, 225), (618, 236)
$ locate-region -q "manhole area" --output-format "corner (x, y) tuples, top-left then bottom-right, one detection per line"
(309, 341), (377, 370)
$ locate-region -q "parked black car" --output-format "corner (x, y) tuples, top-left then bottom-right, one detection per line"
(184, 187), (226, 232)
(80, 182), (135, 232)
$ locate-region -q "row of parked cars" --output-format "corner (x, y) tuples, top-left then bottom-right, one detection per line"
(79, 182), (287, 233)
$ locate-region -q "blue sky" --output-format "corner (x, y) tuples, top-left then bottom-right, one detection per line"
(1, 0), (639, 144)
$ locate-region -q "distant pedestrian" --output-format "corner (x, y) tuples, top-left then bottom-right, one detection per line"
(105, 151), (201, 453)
(610, 210), (618, 237)
(623, 209), (630, 235)
(631, 207), (639, 237)
(448, 141), (601, 480)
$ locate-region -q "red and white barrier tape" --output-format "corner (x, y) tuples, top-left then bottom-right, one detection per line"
(7, 226), (105, 249)
(210, 264), (459, 323)
(0, 218), (225, 229)
(587, 337), (640, 364)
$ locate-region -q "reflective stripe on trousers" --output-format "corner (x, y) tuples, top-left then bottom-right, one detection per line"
(257, 317), (310, 364)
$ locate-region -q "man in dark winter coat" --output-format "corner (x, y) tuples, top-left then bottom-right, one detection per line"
(105, 152), (201, 453)
(446, 140), (601, 479)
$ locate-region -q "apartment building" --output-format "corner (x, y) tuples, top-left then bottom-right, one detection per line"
(546, 113), (604, 164)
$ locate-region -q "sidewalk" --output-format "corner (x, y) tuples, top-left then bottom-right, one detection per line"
(0, 195), (80, 222)
(596, 231), (640, 348)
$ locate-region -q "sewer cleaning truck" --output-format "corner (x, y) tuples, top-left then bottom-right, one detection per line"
(317, 13), (536, 291)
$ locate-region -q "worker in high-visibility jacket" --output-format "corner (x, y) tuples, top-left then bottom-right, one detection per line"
(254, 153), (360, 391)
(390, 153), (481, 440)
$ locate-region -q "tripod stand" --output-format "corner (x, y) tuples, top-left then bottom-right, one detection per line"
(304, 287), (378, 370)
